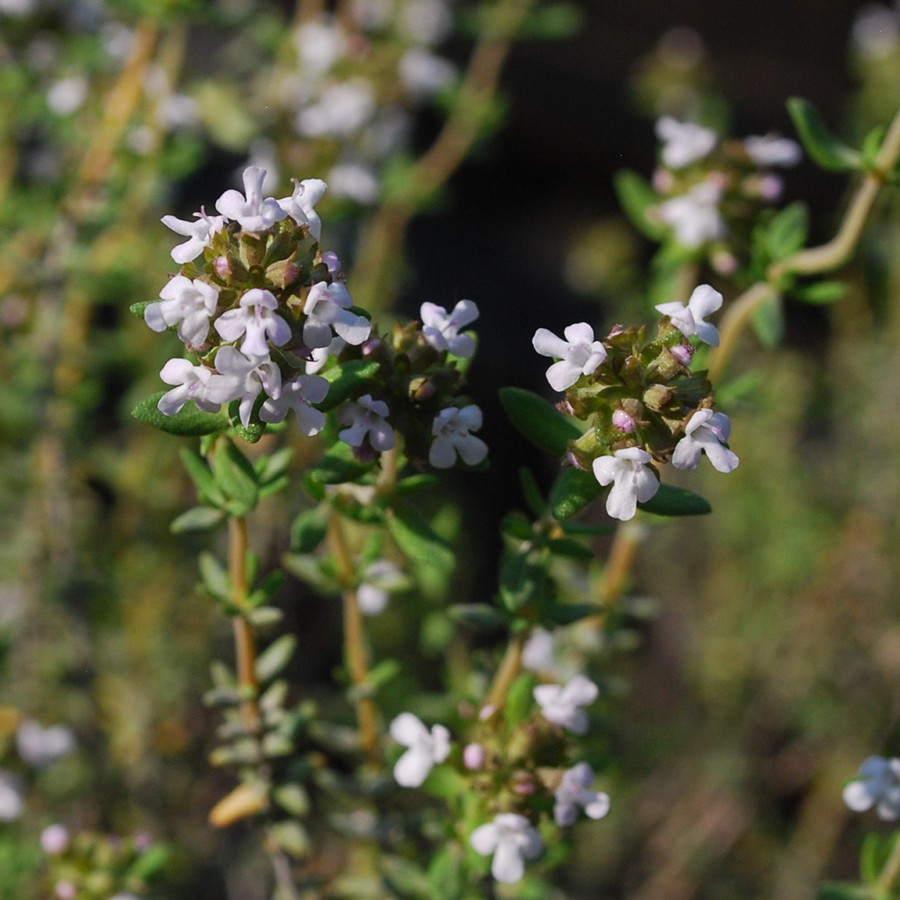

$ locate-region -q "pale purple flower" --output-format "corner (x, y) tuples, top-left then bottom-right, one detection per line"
(470, 813), (543, 883)
(327, 161), (380, 204)
(214, 346), (282, 428)
(553, 763), (611, 826)
(306, 336), (346, 374)
(278, 177), (328, 240)
(844, 756), (900, 820)
(0, 770), (24, 821)
(17, 719), (75, 768)
(214, 288), (291, 357)
(399, 48), (456, 99)
(612, 408), (637, 433)
(744, 133), (802, 168)
(532, 323), (607, 392)
(522, 628), (557, 673)
(303, 281), (371, 348)
(463, 743), (486, 770)
(295, 81), (375, 138)
(215, 166), (287, 232)
(339, 394), (395, 452)
(145, 275), (219, 346)
(420, 300), (479, 358)
(390, 713), (451, 787)
(656, 284), (723, 346)
(161, 207), (226, 264)
(260, 374), (328, 435)
(656, 116), (718, 169)
(592, 447), (659, 521)
(357, 560), (406, 615)
(429, 404), (488, 468)
(672, 409), (739, 473)
(657, 181), (725, 248)
(41, 824), (71, 855)
(534, 674), (599, 735)
(157, 359), (241, 416)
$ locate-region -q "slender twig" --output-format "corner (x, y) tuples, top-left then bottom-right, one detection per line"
(485, 629), (528, 714)
(229, 515), (262, 735)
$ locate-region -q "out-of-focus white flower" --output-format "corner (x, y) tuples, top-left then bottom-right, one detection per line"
(0, 0), (39, 17)
(278, 178), (328, 240)
(592, 447), (659, 521)
(260, 375), (329, 435)
(429, 405), (487, 468)
(470, 813), (543, 883)
(46, 76), (88, 115)
(357, 559), (406, 615)
(157, 360), (241, 416)
(294, 17), (347, 77)
(655, 284), (723, 346)
(656, 116), (718, 169)
(303, 282), (371, 348)
(672, 409), (739, 473)
(145, 275), (219, 347)
(657, 181), (725, 248)
(400, 0), (454, 45)
(844, 756), (900, 819)
(522, 628), (557, 673)
(420, 300), (479, 358)
(852, 4), (900, 57)
(0, 770), (25, 821)
(390, 713), (451, 787)
(533, 674), (599, 735)
(161, 208), (226, 264)
(532, 322), (607, 392)
(553, 763), (611, 826)
(399, 49), (456, 99)
(17, 720), (76, 768)
(215, 166), (287, 232)
(339, 394), (395, 453)
(214, 288), (291, 358)
(40, 824), (71, 855)
(296, 81), (375, 138)
(326, 163), (380, 205)
(744, 133), (802, 167)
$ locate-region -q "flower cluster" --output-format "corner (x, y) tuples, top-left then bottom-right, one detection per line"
(147, 167), (486, 469)
(650, 115), (801, 271)
(533, 285), (739, 520)
(844, 756), (900, 820)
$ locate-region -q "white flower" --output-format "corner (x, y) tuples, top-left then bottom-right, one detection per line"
(0, 770), (24, 821)
(657, 181), (725, 248)
(295, 81), (375, 138)
(390, 713), (451, 787)
(46, 76), (87, 115)
(161, 207), (226, 264)
(215, 166), (287, 232)
(339, 394), (395, 452)
(145, 276), (219, 346)
(533, 674), (599, 735)
(214, 346), (282, 428)
(430, 405), (488, 468)
(260, 375), (329, 435)
(303, 282), (371, 348)
(420, 300), (479, 358)
(656, 116), (718, 169)
(744, 133), (802, 168)
(305, 336), (346, 374)
(532, 323), (607, 392)
(399, 48), (456, 99)
(400, 0), (454, 45)
(470, 813), (543, 883)
(553, 763), (611, 826)
(672, 409), (739, 473)
(655, 283), (723, 347)
(278, 177), (328, 241)
(844, 756), (900, 820)
(522, 628), (557, 673)
(357, 560), (406, 615)
(592, 447), (659, 521)
(214, 288), (292, 358)
(157, 359), (241, 416)
(326, 162), (380, 205)
(17, 720), (75, 768)
(294, 18), (347, 76)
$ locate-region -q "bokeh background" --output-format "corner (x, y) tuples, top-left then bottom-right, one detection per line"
(2, 0), (899, 897)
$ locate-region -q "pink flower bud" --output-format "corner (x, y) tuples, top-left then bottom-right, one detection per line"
(669, 343), (694, 368)
(612, 409), (637, 433)
(463, 743), (486, 770)
(213, 255), (232, 279)
(41, 824), (70, 855)
(55, 882), (77, 900)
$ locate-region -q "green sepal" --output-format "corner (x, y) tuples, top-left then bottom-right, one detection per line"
(550, 467), (602, 520)
(787, 97), (861, 172)
(640, 482), (712, 516)
(317, 360), (382, 412)
(387, 501), (455, 574)
(213, 439), (260, 515)
(499, 386), (582, 456)
(255, 634), (297, 683)
(129, 300), (152, 320)
(179, 447), (227, 508)
(132, 392), (229, 436)
(447, 603), (508, 631)
(614, 169), (667, 240)
(170, 505), (227, 534)
(505, 671), (538, 726)
(228, 400), (266, 443)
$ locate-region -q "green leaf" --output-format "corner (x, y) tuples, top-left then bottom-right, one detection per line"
(505, 671), (538, 726)
(518, 467), (547, 518)
(816, 883), (869, 900)
(170, 505), (227, 533)
(282, 553), (341, 594)
(518, 3), (583, 39)
(179, 447), (227, 507)
(547, 537), (595, 560)
(558, 520), (615, 536)
(199, 551), (231, 605)
(639, 483), (711, 516)
(614, 169), (666, 240)
(256, 447), (294, 485)
(751, 292), (784, 348)
(381, 856), (431, 900)
(395, 473), (439, 495)
(273, 783), (311, 818)
(213, 439), (259, 514)
(793, 280), (846, 304)
(502, 512), (534, 541)
(132, 392), (229, 436)
(787, 97), (861, 172)
(499, 387), (582, 456)
(545, 602), (597, 625)
(255, 634), (297, 682)
(550, 467), (602, 520)
(426, 844), (467, 900)
(447, 603), (508, 631)
(499, 551), (545, 613)
(268, 820), (309, 859)
(304, 446), (373, 487)
(291, 507), (329, 553)
(127, 843), (171, 880)
(764, 202), (808, 261)
(247, 571), (285, 609)
(317, 360), (381, 412)
(387, 501), (455, 573)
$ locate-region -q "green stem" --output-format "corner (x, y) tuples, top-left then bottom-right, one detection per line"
(874, 833), (900, 897)
(485, 630), (528, 715)
(229, 515), (261, 736)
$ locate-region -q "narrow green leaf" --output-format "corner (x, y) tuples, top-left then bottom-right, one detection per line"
(387, 502), (455, 573)
(547, 537), (595, 560)
(129, 300), (152, 320)
(558, 520), (615, 536)
(764, 202), (808, 261)
(247, 571), (285, 609)
(170, 505), (227, 533)
(395, 474), (439, 495)
(550, 467), (602, 520)
(256, 447), (294, 485)
(499, 387), (582, 456)
(517, 3), (583, 39)
(793, 280), (846, 304)
(291, 507), (329, 553)
(199, 552), (231, 605)
(751, 292), (784, 348)
(273, 783), (311, 818)
(502, 513), (535, 541)
(447, 603), (507, 631)
(518, 467), (547, 518)
(132, 392), (229, 436)
(255, 634), (297, 682)
(317, 360), (381, 412)
(545, 602), (597, 626)
(304, 447), (373, 486)
(505, 672), (538, 726)
(614, 169), (666, 240)
(639, 483), (711, 516)
(179, 447), (227, 507)
(282, 553), (341, 594)
(787, 97), (861, 172)
(213, 439), (259, 513)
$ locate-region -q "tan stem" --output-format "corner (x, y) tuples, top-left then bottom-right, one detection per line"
(485, 630), (528, 714)
(229, 516), (261, 735)
(600, 518), (646, 607)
